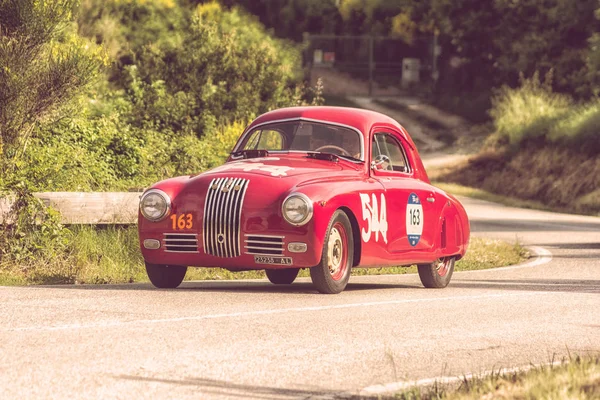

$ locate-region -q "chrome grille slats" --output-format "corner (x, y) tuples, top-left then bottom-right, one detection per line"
(236, 178), (249, 258)
(244, 234), (285, 256)
(203, 177), (249, 258)
(163, 233), (199, 253)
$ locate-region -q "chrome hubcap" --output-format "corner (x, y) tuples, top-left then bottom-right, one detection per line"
(436, 257), (450, 277)
(328, 227), (343, 275)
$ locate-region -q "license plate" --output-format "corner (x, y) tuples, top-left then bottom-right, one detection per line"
(254, 256), (293, 265)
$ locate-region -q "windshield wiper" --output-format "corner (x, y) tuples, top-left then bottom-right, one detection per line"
(306, 152), (339, 162)
(231, 149), (269, 159)
(337, 154), (363, 162)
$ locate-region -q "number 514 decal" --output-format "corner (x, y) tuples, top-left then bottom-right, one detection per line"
(359, 193), (388, 243)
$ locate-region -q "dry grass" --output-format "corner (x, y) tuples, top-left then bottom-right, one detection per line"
(436, 142), (600, 216)
(395, 355), (600, 400)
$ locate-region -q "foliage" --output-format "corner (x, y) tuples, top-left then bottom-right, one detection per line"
(0, 182), (72, 268)
(586, 7), (600, 96)
(78, 1), (303, 136)
(490, 72), (572, 146)
(0, 0), (324, 277)
(219, 0), (343, 41)
(225, 0), (600, 119)
(0, 0), (105, 173)
(490, 72), (600, 151)
(3, 0), (321, 193)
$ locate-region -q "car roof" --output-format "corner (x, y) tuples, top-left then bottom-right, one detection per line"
(247, 106), (412, 145)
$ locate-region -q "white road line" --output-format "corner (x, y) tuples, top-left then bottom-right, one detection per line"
(455, 245), (553, 274)
(359, 360), (564, 396)
(6, 292), (549, 333)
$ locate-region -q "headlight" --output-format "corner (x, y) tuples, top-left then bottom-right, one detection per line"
(282, 193), (313, 226)
(140, 189), (171, 221)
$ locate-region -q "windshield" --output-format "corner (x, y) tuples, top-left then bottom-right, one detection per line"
(235, 121), (363, 160)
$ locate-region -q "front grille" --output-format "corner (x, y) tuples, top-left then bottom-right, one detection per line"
(203, 177), (250, 258)
(163, 233), (199, 253)
(244, 235), (285, 256)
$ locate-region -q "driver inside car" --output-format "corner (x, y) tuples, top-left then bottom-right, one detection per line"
(309, 126), (332, 151)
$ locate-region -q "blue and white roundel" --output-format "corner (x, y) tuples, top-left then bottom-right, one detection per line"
(406, 193), (423, 246)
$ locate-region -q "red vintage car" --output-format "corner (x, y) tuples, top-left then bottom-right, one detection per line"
(138, 106), (470, 294)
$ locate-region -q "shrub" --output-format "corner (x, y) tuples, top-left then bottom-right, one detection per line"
(549, 101), (600, 151)
(0, 182), (72, 269)
(0, 0), (104, 172)
(490, 72), (572, 146)
(489, 72), (600, 152)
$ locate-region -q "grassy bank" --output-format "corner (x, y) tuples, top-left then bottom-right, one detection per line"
(433, 75), (600, 216)
(395, 355), (600, 399)
(0, 227), (527, 286)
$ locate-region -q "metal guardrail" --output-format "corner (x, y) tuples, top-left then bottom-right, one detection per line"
(0, 192), (141, 224)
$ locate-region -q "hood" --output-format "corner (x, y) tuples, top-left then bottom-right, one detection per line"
(151, 154), (364, 201)
(202, 156), (354, 178)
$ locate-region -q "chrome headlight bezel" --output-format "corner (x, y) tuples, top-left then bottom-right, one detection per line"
(282, 193), (313, 226)
(139, 189), (171, 222)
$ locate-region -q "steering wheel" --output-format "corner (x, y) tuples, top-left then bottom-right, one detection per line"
(314, 145), (351, 157)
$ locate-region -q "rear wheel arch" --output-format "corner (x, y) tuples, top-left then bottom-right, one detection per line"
(436, 205), (465, 258)
(339, 206), (362, 267)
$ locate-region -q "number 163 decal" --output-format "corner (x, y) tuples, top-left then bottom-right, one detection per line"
(406, 193), (423, 246)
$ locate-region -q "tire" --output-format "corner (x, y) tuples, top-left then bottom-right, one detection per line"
(145, 262), (187, 288)
(310, 210), (354, 294)
(417, 256), (455, 288)
(265, 268), (300, 285)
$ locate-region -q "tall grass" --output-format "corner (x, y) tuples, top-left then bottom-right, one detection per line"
(490, 72), (600, 150)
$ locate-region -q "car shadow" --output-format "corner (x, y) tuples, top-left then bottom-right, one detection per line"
(533, 242), (600, 250)
(32, 280), (418, 294)
(550, 253), (600, 259)
(471, 219), (600, 232)
(451, 278), (600, 295)
(113, 374), (387, 399)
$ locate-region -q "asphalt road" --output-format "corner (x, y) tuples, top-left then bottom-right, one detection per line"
(1, 197), (599, 399)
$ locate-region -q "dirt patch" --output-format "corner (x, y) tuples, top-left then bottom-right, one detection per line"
(310, 67), (401, 96)
(439, 140), (600, 215)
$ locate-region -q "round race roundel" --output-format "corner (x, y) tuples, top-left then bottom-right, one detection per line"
(406, 193), (423, 246)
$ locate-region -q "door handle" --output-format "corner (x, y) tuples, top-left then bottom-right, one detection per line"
(427, 197), (435, 203)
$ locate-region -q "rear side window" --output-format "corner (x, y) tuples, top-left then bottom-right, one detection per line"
(372, 133), (410, 173)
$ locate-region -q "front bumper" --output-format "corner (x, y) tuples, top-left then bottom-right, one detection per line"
(139, 230), (322, 269)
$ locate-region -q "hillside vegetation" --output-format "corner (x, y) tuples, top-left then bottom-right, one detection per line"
(1, 0), (314, 193)
(225, 0), (600, 121)
(439, 74), (600, 215)
(0, 0), (319, 270)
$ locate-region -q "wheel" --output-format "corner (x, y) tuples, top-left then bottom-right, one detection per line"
(145, 262), (187, 288)
(265, 268), (300, 284)
(417, 256), (455, 288)
(310, 210), (353, 294)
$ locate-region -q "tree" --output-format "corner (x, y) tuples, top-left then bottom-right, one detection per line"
(417, 0), (600, 96)
(0, 0), (104, 174)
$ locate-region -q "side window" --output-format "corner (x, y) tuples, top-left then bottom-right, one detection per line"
(243, 129), (284, 150)
(372, 133), (410, 173)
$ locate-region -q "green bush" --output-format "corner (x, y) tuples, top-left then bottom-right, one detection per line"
(0, 182), (72, 270)
(489, 72), (600, 152)
(550, 101), (600, 146)
(6, 0), (318, 193)
(490, 72), (573, 146)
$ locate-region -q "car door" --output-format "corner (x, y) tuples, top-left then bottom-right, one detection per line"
(369, 130), (441, 255)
